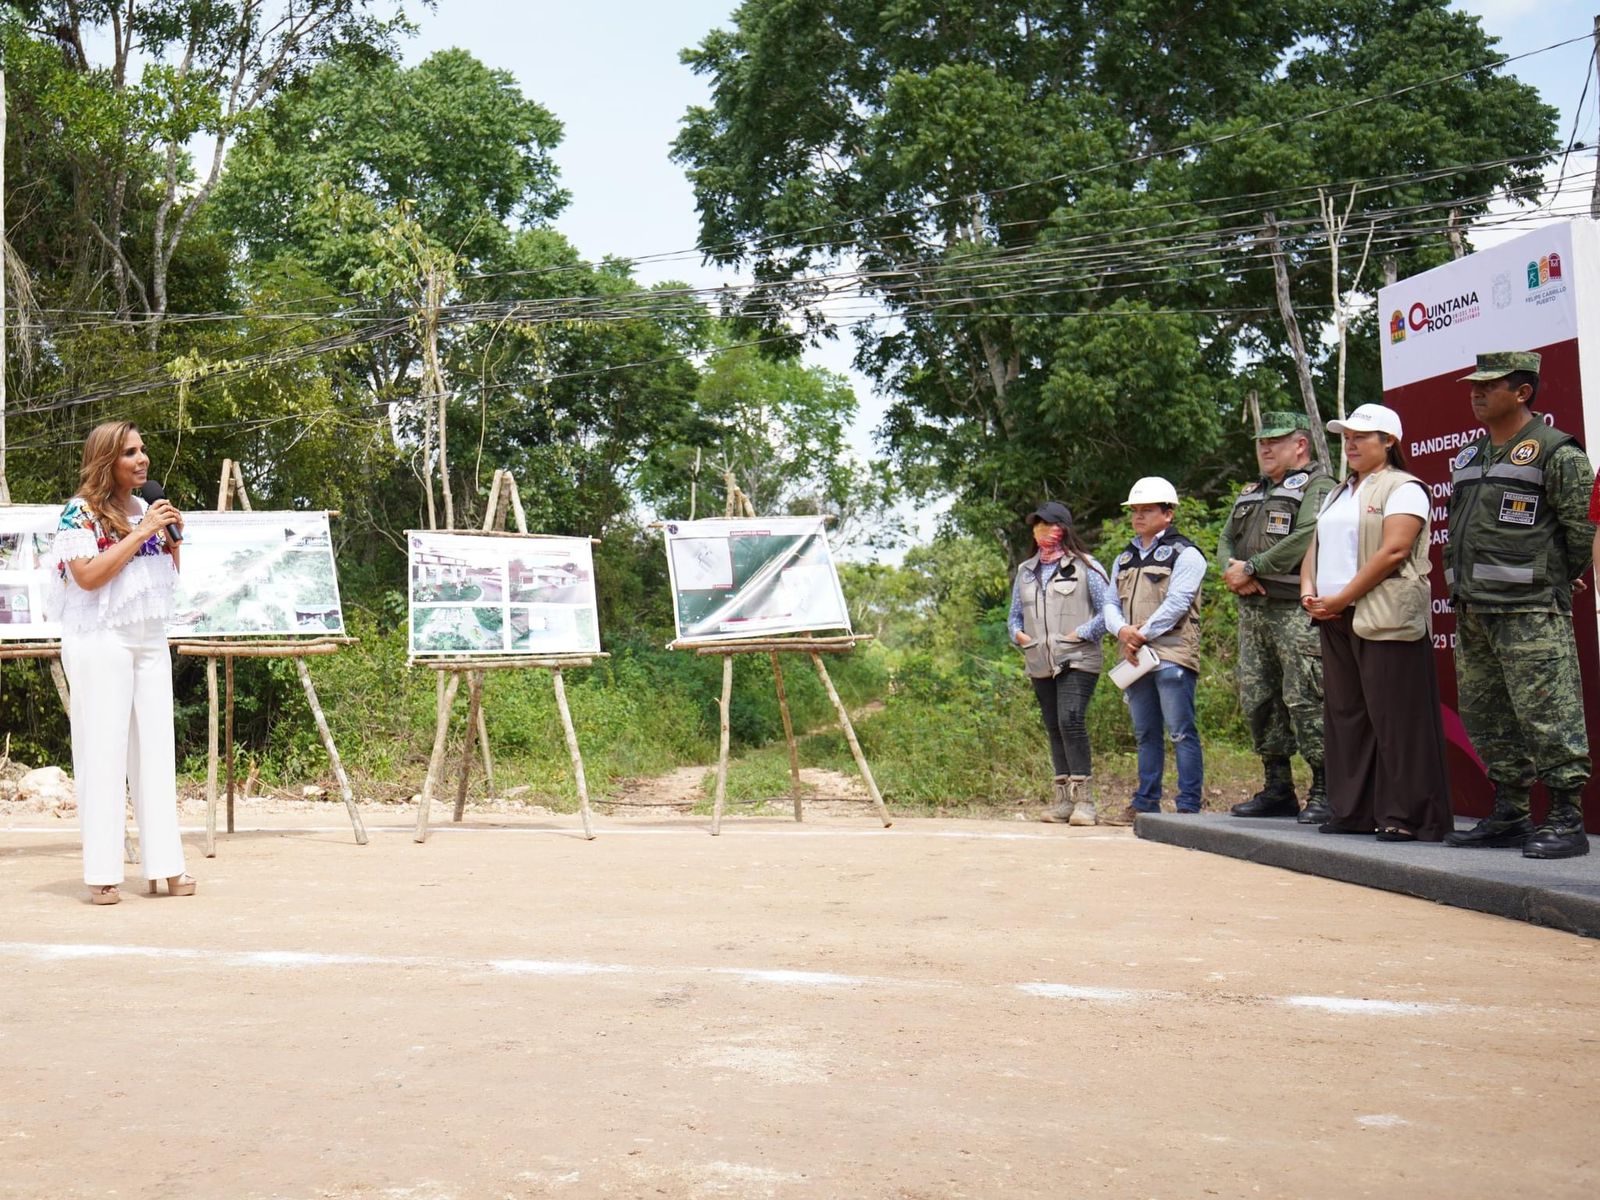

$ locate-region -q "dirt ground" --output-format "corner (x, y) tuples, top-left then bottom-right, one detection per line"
(2, 803), (1597, 1200)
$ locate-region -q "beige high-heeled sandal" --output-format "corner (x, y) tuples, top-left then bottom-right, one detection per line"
(146, 874), (197, 897)
(88, 885), (120, 906)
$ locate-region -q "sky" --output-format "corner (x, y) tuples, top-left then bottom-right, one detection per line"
(406, 2), (1597, 542)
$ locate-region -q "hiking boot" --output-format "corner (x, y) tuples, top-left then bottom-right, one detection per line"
(1067, 776), (1098, 826)
(1039, 775), (1074, 823)
(1522, 793), (1591, 860)
(1231, 756), (1298, 818)
(1444, 787), (1535, 849)
(1298, 764), (1331, 825)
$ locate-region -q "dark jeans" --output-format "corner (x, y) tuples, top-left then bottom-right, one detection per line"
(1031, 669), (1099, 776)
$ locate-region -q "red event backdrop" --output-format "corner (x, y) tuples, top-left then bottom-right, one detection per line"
(1379, 220), (1600, 830)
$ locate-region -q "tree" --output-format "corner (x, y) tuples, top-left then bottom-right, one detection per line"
(637, 329), (900, 544)
(674, 1), (1557, 555)
(9, 0), (410, 342)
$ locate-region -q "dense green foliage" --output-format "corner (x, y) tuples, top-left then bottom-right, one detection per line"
(675, 0), (1557, 551)
(0, 3), (1559, 807)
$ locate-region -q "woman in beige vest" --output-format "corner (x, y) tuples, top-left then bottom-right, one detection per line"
(1300, 404), (1452, 840)
(1009, 501), (1110, 825)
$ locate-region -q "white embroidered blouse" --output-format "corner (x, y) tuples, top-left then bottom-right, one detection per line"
(46, 495), (178, 635)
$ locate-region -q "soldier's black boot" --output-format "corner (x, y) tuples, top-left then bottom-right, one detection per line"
(1231, 756), (1298, 818)
(1443, 787), (1535, 849)
(1522, 793), (1591, 860)
(1298, 764), (1330, 824)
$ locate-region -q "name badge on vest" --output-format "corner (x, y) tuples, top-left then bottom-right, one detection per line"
(1499, 491), (1539, 526)
(1265, 510), (1292, 536)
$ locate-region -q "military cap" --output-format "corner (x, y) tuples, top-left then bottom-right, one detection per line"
(1458, 351), (1541, 381)
(1255, 411), (1310, 439)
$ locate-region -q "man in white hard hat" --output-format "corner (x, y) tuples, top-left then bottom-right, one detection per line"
(1102, 477), (1208, 824)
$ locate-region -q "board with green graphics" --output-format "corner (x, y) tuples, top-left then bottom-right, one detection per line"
(0, 507), (344, 640)
(663, 517), (850, 642)
(407, 530), (600, 657)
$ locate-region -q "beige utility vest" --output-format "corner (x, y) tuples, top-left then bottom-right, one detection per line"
(1113, 531), (1202, 671)
(1016, 554), (1105, 678)
(1310, 467), (1432, 642)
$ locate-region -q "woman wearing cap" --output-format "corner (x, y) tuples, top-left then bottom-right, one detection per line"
(1300, 404), (1452, 840)
(1009, 501), (1111, 825)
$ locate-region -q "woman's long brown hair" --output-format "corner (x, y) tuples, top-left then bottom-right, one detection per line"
(1058, 524), (1109, 579)
(77, 421), (140, 539)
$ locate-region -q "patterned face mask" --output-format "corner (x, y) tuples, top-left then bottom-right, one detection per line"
(1034, 524), (1065, 564)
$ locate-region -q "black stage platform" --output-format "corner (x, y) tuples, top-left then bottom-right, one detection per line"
(1136, 812), (1600, 938)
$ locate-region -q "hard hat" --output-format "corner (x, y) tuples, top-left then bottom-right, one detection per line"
(1121, 476), (1179, 507)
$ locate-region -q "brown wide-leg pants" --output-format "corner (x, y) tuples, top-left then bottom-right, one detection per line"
(1319, 610), (1453, 840)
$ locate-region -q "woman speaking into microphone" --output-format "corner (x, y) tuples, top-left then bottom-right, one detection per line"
(47, 421), (194, 905)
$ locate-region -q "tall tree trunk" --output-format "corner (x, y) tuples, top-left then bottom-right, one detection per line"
(1262, 211), (1330, 472)
(424, 264), (454, 529)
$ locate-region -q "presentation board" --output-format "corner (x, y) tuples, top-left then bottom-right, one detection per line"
(1379, 218), (1600, 830)
(663, 516), (851, 642)
(0, 506), (61, 639)
(169, 511), (344, 637)
(0, 507), (344, 640)
(407, 530), (600, 656)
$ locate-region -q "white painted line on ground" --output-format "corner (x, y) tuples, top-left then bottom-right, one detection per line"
(1281, 995), (1473, 1016)
(0, 939), (1489, 1016)
(0, 824), (1136, 842)
(492, 959), (634, 977)
(1017, 983), (1178, 1003)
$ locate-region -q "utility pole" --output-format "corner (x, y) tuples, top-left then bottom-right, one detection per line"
(1592, 16), (1600, 219)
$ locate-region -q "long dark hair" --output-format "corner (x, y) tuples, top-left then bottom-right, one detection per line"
(1384, 436), (1406, 469)
(1045, 523), (1109, 580)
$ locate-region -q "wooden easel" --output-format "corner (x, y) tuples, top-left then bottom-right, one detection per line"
(411, 469), (604, 843)
(672, 475), (891, 836)
(170, 459), (367, 856)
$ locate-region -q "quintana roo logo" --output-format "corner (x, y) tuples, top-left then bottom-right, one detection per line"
(1389, 310), (1406, 344)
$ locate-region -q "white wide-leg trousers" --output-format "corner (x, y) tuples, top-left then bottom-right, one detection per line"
(61, 616), (186, 885)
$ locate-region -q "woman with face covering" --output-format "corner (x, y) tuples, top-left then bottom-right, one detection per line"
(1300, 404), (1452, 841)
(47, 421), (194, 904)
(1009, 501), (1111, 824)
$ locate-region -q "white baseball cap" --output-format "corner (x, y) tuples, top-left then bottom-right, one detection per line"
(1122, 476), (1180, 506)
(1327, 403), (1403, 439)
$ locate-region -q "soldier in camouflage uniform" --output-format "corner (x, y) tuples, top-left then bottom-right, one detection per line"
(1445, 351), (1597, 859)
(1219, 412), (1336, 822)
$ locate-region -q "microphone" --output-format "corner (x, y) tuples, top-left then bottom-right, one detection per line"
(138, 480), (184, 542)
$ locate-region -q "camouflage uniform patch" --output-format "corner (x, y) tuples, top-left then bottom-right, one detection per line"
(1238, 599), (1324, 765)
(1454, 609), (1592, 798)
